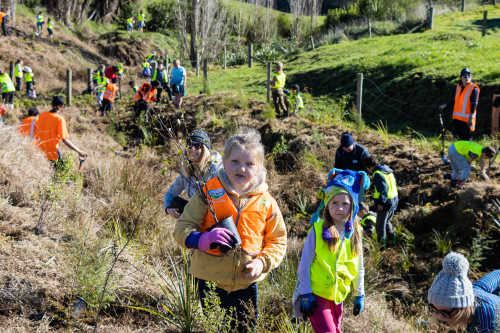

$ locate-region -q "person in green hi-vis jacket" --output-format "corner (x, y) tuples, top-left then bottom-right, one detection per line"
(447, 140), (495, 189)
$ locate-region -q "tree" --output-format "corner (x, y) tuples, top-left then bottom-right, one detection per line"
(0, 0), (16, 21)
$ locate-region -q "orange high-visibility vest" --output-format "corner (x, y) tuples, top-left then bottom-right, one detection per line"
(201, 177), (277, 256)
(133, 83), (156, 103)
(0, 12), (7, 24)
(453, 82), (480, 131)
(18, 116), (38, 142)
(103, 83), (119, 102)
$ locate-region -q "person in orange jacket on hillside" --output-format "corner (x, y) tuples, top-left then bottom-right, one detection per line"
(133, 80), (159, 120)
(18, 107), (39, 142)
(174, 127), (286, 331)
(0, 10), (9, 37)
(35, 96), (87, 163)
(438, 68), (479, 141)
(98, 77), (119, 116)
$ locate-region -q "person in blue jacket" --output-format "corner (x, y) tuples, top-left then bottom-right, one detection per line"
(428, 252), (500, 333)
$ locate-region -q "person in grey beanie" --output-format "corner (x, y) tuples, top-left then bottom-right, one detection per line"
(164, 130), (221, 219)
(427, 252), (500, 332)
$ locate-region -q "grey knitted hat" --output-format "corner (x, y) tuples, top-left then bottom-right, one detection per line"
(189, 130), (211, 150)
(427, 252), (474, 308)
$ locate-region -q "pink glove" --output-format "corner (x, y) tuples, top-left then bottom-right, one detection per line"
(198, 228), (236, 253)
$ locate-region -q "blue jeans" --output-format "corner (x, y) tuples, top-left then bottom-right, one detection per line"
(448, 144), (471, 181)
(198, 279), (258, 332)
(37, 22), (43, 35)
(96, 91), (104, 107)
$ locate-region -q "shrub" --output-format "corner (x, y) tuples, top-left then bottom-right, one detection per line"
(277, 15), (292, 38)
(146, 1), (176, 34)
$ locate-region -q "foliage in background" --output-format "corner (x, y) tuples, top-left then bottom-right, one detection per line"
(146, 1), (176, 34)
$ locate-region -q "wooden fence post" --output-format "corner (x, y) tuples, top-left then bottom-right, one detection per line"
(196, 52), (200, 77)
(267, 62), (272, 103)
(66, 70), (72, 106)
(368, 19), (372, 38)
(356, 73), (363, 116)
(9, 61), (14, 81)
(223, 46), (227, 71)
(248, 44), (253, 68)
(482, 11), (487, 37)
(87, 68), (92, 92)
(429, 7), (434, 29)
(203, 59), (208, 79)
(461, 0), (465, 12)
(492, 94), (499, 141)
(310, 36), (315, 50)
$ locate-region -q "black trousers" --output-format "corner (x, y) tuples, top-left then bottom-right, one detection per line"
(1, 20), (8, 36)
(452, 119), (473, 141)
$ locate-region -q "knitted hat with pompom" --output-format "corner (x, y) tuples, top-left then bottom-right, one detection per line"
(427, 252), (474, 308)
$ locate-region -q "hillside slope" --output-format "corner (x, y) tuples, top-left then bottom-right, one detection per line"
(1, 5), (500, 332)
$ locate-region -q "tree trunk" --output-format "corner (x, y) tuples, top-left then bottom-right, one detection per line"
(190, 0), (199, 68)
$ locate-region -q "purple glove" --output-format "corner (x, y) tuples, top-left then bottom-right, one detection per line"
(198, 228), (236, 253)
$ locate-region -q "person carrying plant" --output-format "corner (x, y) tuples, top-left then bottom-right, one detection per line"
(17, 107), (39, 142)
(151, 62), (171, 104)
(14, 59), (23, 91)
(288, 84), (304, 116)
(363, 155), (398, 250)
(0, 68), (15, 109)
(47, 18), (54, 39)
(295, 169), (365, 332)
(99, 77), (119, 116)
(438, 68), (479, 141)
(427, 252), (500, 333)
(174, 127), (287, 331)
(133, 80), (159, 119)
(35, 96), (88, 162)
(36, 11), (44, 36)
(357, 202), (376, 240)
(269, 62), (288, 118)
(170, 59), (186, 108)
(137, 10), (146, 33)
(164, 130), (222, 219)
(0, 10), (9, 37)
(447, 140), (494, 189)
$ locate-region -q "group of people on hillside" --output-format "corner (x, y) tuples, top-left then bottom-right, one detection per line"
(126, 10), (146, 34)
(162, 128), (499, 332)
(437, 68), (500, 190)
(0, 59), (37, 109)
(35, 11), (55, 39)
(16, 95), (87, 162)
(269, 62), (304, 118)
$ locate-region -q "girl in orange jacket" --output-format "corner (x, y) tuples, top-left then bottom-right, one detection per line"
(174, 127), (287, 331)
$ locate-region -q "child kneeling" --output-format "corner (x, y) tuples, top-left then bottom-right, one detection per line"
(297, 170), (365, 333)
(174, 127), (287, 331)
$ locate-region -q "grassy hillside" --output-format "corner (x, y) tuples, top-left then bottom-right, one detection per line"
(1, 4), (500, 332)
(189, 4), (500, 135)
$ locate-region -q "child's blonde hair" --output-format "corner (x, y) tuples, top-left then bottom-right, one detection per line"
(181, 145), (213, 177)
(223, 127), (265, 170)
(275, 62), (283, 71)
(323, 197), (362, 256)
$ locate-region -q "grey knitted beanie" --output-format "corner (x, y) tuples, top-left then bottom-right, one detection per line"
(427, 252), (474, 308)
